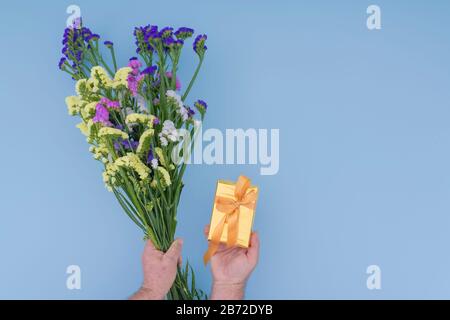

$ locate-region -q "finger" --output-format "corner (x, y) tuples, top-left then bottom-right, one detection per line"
(203, 225), (210, 238)
(246, 232), (260, 266)
(165, 238), (183, 262)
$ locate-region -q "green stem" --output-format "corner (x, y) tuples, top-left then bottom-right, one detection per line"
(182, 57), (203, 101)
(109, 47), (118, 72)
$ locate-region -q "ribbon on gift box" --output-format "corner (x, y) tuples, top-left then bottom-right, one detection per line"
(203, 175), (257, 265)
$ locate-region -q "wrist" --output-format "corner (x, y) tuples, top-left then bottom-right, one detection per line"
(129, 286), (165, 300)
(210, 281), (246, 300)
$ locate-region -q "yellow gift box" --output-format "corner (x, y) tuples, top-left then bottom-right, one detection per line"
(204, 175), (259, 264)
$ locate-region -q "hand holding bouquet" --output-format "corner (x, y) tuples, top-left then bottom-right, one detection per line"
(59, 18), (208, 299)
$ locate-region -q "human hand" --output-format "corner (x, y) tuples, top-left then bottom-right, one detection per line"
(129, 238), (183, 300)
(204, 225), (260, 300)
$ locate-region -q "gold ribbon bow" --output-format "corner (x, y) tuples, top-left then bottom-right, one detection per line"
(203, 175), (257, 265)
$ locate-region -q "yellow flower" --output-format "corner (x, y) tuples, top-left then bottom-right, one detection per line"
(136, 129), (155, 156)
(65, 95), (82, 116)
(89, 144), (109, 160)
(125, 113), (155, 127)
(91, 66), (113, 88)
(113, 67), (132, 89)
(98, 127), (129, 140)
(87, 77), (100, 93)
(115, 153), (150, 180)
(86, 119), (97, 137)
(103, 162), (119, 191)
(154, 147), (165, 167)
(156, 167), (171, 187)
(81, 101), (97, 119)
(76, 122), (89, 136)
(75, 79), (88, 96)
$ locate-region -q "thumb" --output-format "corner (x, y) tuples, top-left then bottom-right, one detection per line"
(164, 238), (183, 262)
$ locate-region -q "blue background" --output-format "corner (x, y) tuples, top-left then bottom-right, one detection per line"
(1, 0), (450, 299)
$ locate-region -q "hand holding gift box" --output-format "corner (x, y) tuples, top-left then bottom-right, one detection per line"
(204, 175), (259, 264)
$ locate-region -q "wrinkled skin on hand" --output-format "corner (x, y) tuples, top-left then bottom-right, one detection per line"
(204, 225), (260, 300)
(130, 238), (183, 300)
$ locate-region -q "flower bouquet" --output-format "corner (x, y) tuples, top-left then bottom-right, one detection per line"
(59, 18), (208, 299)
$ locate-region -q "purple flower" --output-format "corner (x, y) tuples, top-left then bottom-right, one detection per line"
(147, 32), (161, 41)
(194, 99), (207, 116)
(126, 58), (145, 96)
(75, 50), (82, 63)
(59, 22), (102, 74)
(175, 39), (184, 47)
(146, 148), (159, 168)
(134, 25), (160, 55)
(193, 34), (207, 55)
(163, 37), (176, 48)
(126, 140), (139, 151)
(81, 27), (93, 41)
(92, 103), (111, 126)
(114, 139), (138, 152)
(58, 57), (67, 70)
(159, 27), (174, 39)
(99, 97), (120, 109)
(60, 28), (85, 68)
(127, 74), (145, 97)
(108, 101), (120, 109)
(174, 27), (194, 40)
(153, 117), (160, 125)
(104, 40), (114, 48)
(142, 65), (157, 76)
(187, 106), (195, 118)
(128, 58), (142, 74)
(86, 33), (100, 42)
(146, 148), (154, 164)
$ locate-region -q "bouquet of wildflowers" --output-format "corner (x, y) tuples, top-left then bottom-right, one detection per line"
(59, 18), (208, 299)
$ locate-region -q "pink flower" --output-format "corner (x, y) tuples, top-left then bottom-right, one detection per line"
(166, 71), (181, 91)
(127, 74), (145, 97)
(107, 100), (120, 109)
(128, 58), (142, 76)
(100, 97), (120, 109)
(126, 58), (145, 96)
(92, 103), (111, 126)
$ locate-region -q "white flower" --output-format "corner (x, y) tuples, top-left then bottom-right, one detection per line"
(151, 158), (159, 169)
(179, 106), (189, 121)
(159, 120), (179, 146)
(159, 136), (168, 146)
(166, 90), (190, 121)
(137, 94), (147, 112)
(166, 90), (183, 108)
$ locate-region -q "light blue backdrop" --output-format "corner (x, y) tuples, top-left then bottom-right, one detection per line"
(1, 0), (450, 299)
